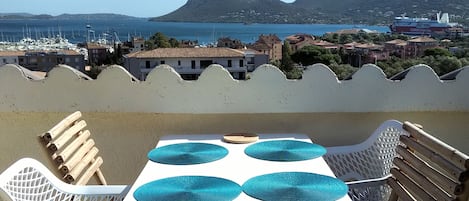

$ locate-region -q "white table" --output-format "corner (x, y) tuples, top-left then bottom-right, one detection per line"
(124, 133), (351, 201)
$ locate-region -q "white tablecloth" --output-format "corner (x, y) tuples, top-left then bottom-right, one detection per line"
(124, 133), (351, 201)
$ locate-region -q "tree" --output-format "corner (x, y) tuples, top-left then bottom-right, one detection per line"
(424, 48), (452, 57)
(291, 46), (341, 66)
(280, 41), (294, 72)
(329, 63), (357, 80)
(169, 38), (180, 48)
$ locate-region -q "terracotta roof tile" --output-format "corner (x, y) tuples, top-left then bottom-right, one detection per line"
(0, 51), (25, 57)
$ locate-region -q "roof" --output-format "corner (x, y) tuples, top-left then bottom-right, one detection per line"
(24, 50), (81, 56)
(0, 51), (25, 57)
(312, 40), (335, 46)
(86, 43), (107, 49)
(385, 39), (407, 45)
(125, 48), (245, 58)
(258, 34), (281, 43)
(285, 34), (315, 44)
(355, 43), (382, 49)
(408, 37), (437, 43)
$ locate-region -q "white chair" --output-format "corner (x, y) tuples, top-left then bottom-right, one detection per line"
(324, 120), (408, 181)
(323, 120), (408, 201)
(0, 158), (130, 201)
(345, 121), (469, 201)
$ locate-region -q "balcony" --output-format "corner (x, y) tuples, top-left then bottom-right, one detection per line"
(0, 63), (468, 185)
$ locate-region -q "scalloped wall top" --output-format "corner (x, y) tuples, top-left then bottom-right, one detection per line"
(0, 64), (468, 113)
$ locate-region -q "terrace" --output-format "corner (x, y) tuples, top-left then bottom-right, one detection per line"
(0, 63), (468, 199)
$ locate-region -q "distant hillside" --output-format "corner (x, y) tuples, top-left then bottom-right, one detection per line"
(0, 13), (141, 20)
(55, 13), (140, 20)
(0, 13), (53, 20)
(293, 0), (469, 25)
(152, 0), (469, 25)
(151, 0), (314, 24)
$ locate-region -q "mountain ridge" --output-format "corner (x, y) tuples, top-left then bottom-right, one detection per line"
(0, 13), (143, 20)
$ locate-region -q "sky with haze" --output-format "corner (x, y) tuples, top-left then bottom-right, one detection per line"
(0, 0), (296, 18)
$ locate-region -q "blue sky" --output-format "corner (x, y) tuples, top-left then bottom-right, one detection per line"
(0, 0), (296, 18)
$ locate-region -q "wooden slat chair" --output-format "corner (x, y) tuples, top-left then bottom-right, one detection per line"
(347, 121), (469, 201)
(39, 111), (107, 185)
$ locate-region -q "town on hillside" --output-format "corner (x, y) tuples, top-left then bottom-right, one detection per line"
(1, 27), (469, 81)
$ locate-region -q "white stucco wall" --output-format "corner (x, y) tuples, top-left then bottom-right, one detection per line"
(0, 63), (468, 184)
(0, 63), (468, 113)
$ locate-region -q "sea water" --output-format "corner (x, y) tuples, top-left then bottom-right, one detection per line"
(0, 18), (389, 44)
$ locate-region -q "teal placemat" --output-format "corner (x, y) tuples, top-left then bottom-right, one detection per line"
(244, 140), (326, 161)
(242, 172), (348, 201)
(134, 176), (241, 201)
(148, 142), (228, 165)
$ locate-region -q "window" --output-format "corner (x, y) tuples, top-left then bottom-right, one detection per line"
(191, 60), (196, 69)
(227, 60), (232, 67)
(2, 59), (6, 63)
(160, 60), (165, 64)
(239, 60), (244, 67)
(200, 60), (212, 69)
(178, 60), (181, 66)
(30, 58), (37, 64)
(248, 57), (254, 64)
(146, 61), (151, 68)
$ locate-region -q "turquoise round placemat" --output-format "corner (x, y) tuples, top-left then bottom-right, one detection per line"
(242, 172), (348, 201)
(134, 176), (241, 201)
(148, 142), (228, 165)
(244, 140), (326, 161)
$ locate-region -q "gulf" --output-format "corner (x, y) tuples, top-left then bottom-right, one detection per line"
(0, 18), (390, 44)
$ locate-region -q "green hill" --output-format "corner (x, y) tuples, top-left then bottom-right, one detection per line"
(152, 0), (469, 25)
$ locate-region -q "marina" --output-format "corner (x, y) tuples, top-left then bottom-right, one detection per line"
(0, 18), (390, 45)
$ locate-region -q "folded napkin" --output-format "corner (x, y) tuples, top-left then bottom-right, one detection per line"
(134, 176), (241, 201)
(244, 140), (327, 161)
(148, 142), (228, 165)
(242, 172), (348, 201)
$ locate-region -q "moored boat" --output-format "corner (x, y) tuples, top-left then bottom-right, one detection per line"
(390, 12), (464, 36)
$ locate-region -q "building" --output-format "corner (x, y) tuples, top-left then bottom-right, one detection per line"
(17, 50), (85, 72)
(86, 42), (108, 65)
(249, 34), (282, 62)
(0, 51), (24, 66)
(124, 48), (248, 80)
(405, 37), (439, 58)
(285, 34), (316, 52)
(129, 37), (145, 53)
(217, 37), (244, 49)
(311, 40), (339, 50)
(384, 39), (408, 58)
(343, 42), (388, 67)
(239, 49), (269, 72)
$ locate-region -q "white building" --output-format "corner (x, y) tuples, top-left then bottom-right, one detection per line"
(129, 37), (145, 53)
(124, 48), (248, 80)
(0, 51), (24, 66)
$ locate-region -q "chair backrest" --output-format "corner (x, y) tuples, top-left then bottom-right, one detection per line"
(39, 111), (107, 185)
(0, 158), (128, 201)
(324, 120), (408, 181)
(388, 121), (469, 201)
